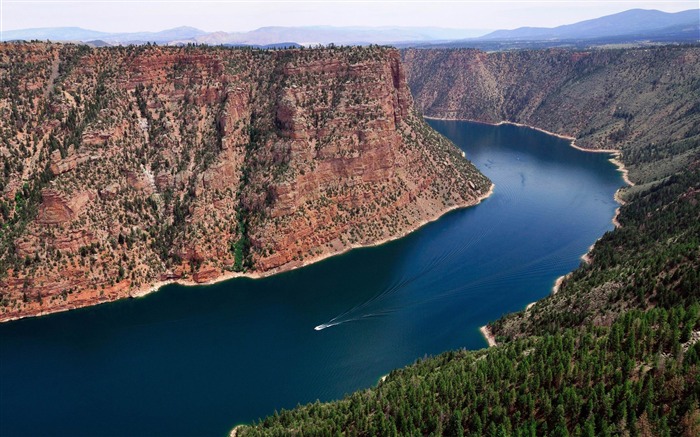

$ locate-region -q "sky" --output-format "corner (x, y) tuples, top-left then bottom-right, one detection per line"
(1, 0), (697, 33)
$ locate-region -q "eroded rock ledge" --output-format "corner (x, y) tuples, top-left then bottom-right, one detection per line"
(0, 43), (490, 321)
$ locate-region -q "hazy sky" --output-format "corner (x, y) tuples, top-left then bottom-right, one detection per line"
(2, 1), (697, 33)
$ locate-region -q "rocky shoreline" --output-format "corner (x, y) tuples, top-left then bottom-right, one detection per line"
(0, 184), (494, 323)
(480, 325), (497, 348)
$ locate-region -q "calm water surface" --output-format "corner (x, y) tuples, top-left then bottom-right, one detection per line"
(0, 121), (624, 436)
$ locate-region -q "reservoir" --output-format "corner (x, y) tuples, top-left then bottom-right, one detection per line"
(0, 120), (624, 436)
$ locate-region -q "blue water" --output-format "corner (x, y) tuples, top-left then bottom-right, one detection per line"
(0, 120), (623, 436)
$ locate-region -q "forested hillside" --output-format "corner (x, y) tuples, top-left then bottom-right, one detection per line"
(234, 45), (700, 436)
(492, 166), (700, 342)
(235, 161), (700, 437)
(237, 307), (700, 436)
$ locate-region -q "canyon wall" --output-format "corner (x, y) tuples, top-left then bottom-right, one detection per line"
(402, 46), (700, 184)
(0, 43), (490, 320)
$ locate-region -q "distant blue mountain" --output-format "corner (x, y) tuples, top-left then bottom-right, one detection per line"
(214, 26), (488, 45)
(1, 25), (488, 45)
(106, 26), (208, 43)
(479, 9), (699, 41)
(219, 42), (302, 50)
(1, 26), (207, 43)
(2, 27), (109, 42)
(3, 9), (697, 47)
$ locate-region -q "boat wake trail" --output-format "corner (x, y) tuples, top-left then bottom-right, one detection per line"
(314, 230), (590, 332)
(314, 312), (393, 331)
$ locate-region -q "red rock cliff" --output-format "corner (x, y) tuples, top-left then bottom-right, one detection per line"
(0, 43), (490, 321)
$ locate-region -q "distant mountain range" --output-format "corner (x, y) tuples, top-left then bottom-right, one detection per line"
(419, 8), (699, 50)
(2, 9), (698, 47)
(478, 8), (698, 41)
(0, 25), (488, 46)
(0, 26), (208, 44)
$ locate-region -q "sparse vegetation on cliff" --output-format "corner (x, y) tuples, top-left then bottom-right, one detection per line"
(0, 42), (489, 320)
(402, 45), (700, 186)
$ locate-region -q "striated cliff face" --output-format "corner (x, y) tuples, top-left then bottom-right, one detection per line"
(402, 46), (700, 184)
(0, 43), (490, 320)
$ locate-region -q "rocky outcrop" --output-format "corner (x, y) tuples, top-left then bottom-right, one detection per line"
(37, 189), (75, 224)
(0, 43), (490, 321)
(49, 149), (78, 175)
(193, 267), (220, 284)
(99, 183), (120, 200)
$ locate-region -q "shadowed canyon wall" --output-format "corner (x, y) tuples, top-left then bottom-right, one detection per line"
(403, 46), (700, 185)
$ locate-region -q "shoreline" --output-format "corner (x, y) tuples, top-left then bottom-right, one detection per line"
(612, 188), (628, 228)
(134, 183), (494, 302)
(0, 183), (495, 324)
(424, 115), (635, 188)
(525, 272), (569, 312)
(580, 241), (597, 265)
(427, 115), (632, 236)
(480, 325), (497, 348)
(230, 369), (394, 436)
(429, 116), (634, 348)
(551, 274), (568, 295)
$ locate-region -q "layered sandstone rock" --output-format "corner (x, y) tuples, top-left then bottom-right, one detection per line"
(0, 43), (490, 321)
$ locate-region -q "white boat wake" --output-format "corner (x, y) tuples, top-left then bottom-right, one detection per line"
(314, 313), (391, 331)
(314, 322), (341, 331)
